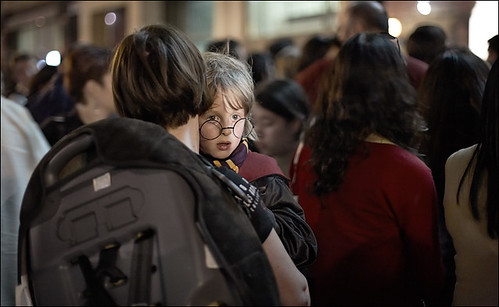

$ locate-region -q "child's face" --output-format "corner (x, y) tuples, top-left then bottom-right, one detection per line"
(199, 92), (246, 159)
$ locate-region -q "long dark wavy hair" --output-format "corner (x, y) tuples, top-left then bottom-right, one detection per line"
(419, 47), (490, 204)
(306, 33), (425, 195)
(457, 60), (498, 238)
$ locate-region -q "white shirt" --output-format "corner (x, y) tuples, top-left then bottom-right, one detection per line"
(443, 144), (498, 306)
(1, 96), (50, 306)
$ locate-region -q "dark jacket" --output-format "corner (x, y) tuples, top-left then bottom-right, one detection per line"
(240, 150), (318, 269)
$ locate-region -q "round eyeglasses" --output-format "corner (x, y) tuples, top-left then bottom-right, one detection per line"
(200, 118), (254, 140)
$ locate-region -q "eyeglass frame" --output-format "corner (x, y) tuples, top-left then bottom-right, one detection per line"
(199, 117), (254, 140)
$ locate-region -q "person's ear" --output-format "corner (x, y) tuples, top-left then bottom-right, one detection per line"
(289, 118), (303, 139)
(83, 79), (100, 99)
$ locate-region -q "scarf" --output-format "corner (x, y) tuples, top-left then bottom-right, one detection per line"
(202, 139), (249, 173)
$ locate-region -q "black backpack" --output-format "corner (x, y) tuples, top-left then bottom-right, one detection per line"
(17, 117), (280, 306)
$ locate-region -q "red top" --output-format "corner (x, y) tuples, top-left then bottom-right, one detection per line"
(239, 150), (287, 183)
(290, 142), (444, 306)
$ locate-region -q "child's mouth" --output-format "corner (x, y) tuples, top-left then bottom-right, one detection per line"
(217, 142), (231, 151)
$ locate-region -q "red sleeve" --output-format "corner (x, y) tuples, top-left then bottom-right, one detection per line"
(294, 58), (334, 108)
(383, 150), (445, 299)
(405, 55), (428, 90)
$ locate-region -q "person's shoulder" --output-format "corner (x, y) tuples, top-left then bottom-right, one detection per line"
(240, 151), (286, 182)
(245, 151), (281, 171)
(405, 55), (428, 70)
(445, 144), (477, 171)
(368, 143), (431, 178)
(447, 144), (477, 161)
(2, 95), (36, 124)
(295, 57), (334, 83)
(2, 94), (25, 112)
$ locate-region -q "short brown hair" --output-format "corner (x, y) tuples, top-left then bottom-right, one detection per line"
(111, 24), (210, 128)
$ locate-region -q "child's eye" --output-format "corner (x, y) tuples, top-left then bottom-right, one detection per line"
(207, 115), (218, 121)
(231, 114), (241, 121)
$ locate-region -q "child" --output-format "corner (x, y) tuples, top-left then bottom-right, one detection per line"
(199, 51), (317, 269)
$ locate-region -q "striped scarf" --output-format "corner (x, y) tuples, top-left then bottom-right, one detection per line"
(202, 139), (249, 173)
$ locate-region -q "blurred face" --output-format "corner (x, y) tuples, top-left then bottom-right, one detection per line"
(252, 103), (299, 157)
(96, 73), (116, 115)
(336, 10), (362, 45)
(13, 58), (38, 94)
(199, 92), (246, 159)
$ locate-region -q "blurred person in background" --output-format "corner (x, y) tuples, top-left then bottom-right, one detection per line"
(291, 33), (444, 306)
(268, 38), (301, 80)
(206, 38), (248, 62)
(419, 46), (490, 306)
(295, 1), (429, 109)
(247, 51), (276, 87)
(40, 43), (117, 146)
(443, 59), (498, 307)
(27, 64), (59, 99)
(3, 52), (39, 105)
(252, 78), (310, 178)
(406, 24), (448, 65)
(25, 59), (74, 126)
(296, 34), (341, 74)
(1, 88), (50, 305)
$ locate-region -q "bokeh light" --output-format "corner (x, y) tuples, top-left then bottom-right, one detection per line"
(45, 50), (61, 66)
(417, 1), (432, 16)
(388, 18), (402, 37)
(104, 12), (116, 26)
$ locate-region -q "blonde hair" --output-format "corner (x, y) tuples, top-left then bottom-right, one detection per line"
(203, 51), (257, 140)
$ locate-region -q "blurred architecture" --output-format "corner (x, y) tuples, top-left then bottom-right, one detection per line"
(1, 1), (497, 71)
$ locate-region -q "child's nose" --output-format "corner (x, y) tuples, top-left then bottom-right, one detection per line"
(221, 127), (232, 136)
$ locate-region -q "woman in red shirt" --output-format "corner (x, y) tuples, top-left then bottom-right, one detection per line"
(290, 32), (444, 306)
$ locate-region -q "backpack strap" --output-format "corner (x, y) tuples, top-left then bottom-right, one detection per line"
(75, 255), (117, 306)
(127, 229), (155, 305)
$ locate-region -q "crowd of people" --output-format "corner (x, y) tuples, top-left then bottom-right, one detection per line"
(2, 1), (498, 306)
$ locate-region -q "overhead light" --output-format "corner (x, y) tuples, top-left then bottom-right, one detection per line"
(417, 1), (432, 16)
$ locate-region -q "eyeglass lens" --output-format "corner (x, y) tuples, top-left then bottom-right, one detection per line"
(200, 118), (252, 140)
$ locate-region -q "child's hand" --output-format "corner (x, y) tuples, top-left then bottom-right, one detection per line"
(213, 166), (275, 242)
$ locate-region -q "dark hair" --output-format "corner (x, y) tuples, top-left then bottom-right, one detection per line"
(206, 38), (245, 61)
(269, 38), (295, 59)
(420, 47), (490, 203)
(247, 52), (276, 86)
(255, 78), (309, 123)
(488, 35), (498, 53)
(407, 25), (447, 64)
(307, 32), (423, 195)
(64, 43), (113, 103)
(297, 35), (341, 72)
(347, 1), (388, 33)
(457, 60), (498, 238)
(255, 78), (309, 141)
(112, 24), (210, 129)
(28, 64), (58, 97)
